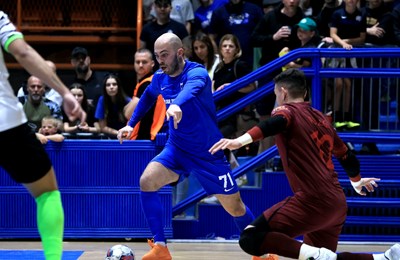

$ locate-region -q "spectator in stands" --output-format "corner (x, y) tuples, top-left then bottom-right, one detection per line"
(391, 2), (400, 45)
(316, 0), (341, 42)
(150, 0), (195, 34)
(251, 0), (304, 152)
(364, 0), (395, 46)
(70, 46), (105, 108)
(17, 60), (63, 107)
(280, 17), (322, 70)
(193, 0), (229, 34)
(262, 0), (281, 14)
(330, 0), (366, 129)
(214, 34), (257, 140)
(19, 75), (63, 131)
(209, 0), (264, 67)
(124, 48), (166, 140)
(36, 116), (65, 144)
(191, 32), (220, 85)
(95, 74), (131, 139)
(140, 0), (188, 70)
(63, 83), (100, 135)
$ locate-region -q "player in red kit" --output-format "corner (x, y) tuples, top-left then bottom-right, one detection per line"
(210, 69), (399, 260)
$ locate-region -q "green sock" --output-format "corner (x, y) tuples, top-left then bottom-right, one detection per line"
(35, 190), (64, 260)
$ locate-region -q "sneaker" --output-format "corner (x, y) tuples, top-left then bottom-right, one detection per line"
(334, 121), (347, 129)
(384, 243), (400, 260)
(142, 239), (172, 260)
(345, 121), (360, 129)
(252, 254), (279, 260)
(307, 248), (336, 260)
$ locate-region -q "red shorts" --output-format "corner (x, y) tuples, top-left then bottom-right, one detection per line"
(263, 190), (347, 251)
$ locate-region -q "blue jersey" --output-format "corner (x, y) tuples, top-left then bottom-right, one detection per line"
(128, 61), (223, 159)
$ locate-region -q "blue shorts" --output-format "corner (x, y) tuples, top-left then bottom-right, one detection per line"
(152, 143), (239, 195)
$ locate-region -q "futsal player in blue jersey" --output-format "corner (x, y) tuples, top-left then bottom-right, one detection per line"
(118, 33), (276, 260)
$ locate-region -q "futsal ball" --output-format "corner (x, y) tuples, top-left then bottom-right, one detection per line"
(105, 244), (135, 260)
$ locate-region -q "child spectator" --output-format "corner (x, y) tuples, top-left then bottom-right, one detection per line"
(281, 17), (322, 70)
(36, 116), (64, 144)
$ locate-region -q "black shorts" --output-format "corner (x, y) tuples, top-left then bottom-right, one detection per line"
(0, 123), (52, 183)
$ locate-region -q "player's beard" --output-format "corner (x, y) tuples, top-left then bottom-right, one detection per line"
(168, 54), (180, 75)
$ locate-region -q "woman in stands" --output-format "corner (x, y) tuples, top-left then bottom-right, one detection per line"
(63, 83), (100, 135)
(95, 74), (131, 139)
(191, 32), (220, 90)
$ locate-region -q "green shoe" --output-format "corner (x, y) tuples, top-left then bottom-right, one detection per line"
(334, 121), (347, 129)
(346, 121), (360, 128)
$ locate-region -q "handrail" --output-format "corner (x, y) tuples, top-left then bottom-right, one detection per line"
(213, 47), (400, 113)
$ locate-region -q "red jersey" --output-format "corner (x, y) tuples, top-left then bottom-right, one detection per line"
(271, 102), (348, 195)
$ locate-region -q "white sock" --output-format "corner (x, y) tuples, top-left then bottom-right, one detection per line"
(299, 244), (320, 260)
(155, 241), (166, 247)
(372, 253), (386, 260)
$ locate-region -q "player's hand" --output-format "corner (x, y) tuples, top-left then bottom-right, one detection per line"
(166, 104), (182, 129)
(62, 92), (87, 123)
(209, 138), (242, 155)
(117, 125), (133, 144)
(350, 177), (380, 196)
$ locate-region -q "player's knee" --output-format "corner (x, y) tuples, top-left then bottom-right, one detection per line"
(239, 227), (264, 256)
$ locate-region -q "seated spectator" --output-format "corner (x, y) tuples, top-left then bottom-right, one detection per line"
(19, 75), (63, 131)
(36, 116), (64, 144)
(363, 0), (395, 46)
(193, 0), (229, 34)
(63, 83), (100, 135)
(281, 17), (322, 70)
(17, 60), (63, 107)
(316, 0), (341, 43)
(191, 32), (220, 88)
(124, 48), (166, 140)
(95, 74), (131, 139)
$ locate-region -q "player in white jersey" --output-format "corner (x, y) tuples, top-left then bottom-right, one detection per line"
(0, 11), (86, 260)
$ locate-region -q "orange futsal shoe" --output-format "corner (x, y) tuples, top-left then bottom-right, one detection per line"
(252, 254), (279, 260)
(142, 239), (172, 260)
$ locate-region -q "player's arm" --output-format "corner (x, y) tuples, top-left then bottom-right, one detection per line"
(209, 115), (287, 154)
(333, 133), (380, 195)
(119, 83), (158, 143)
(172, 68), (207, 106)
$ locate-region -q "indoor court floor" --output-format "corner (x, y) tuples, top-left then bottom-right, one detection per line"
(0, 240), (394, 259)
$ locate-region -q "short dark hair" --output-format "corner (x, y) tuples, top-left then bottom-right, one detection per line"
(274, 69), (308, 98)
(154, 0), (172, 7)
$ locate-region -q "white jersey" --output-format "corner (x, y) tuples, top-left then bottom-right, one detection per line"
(0, 11), (27, 132)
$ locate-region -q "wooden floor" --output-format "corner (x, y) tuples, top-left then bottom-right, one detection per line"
(0, 240), (393, 259)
